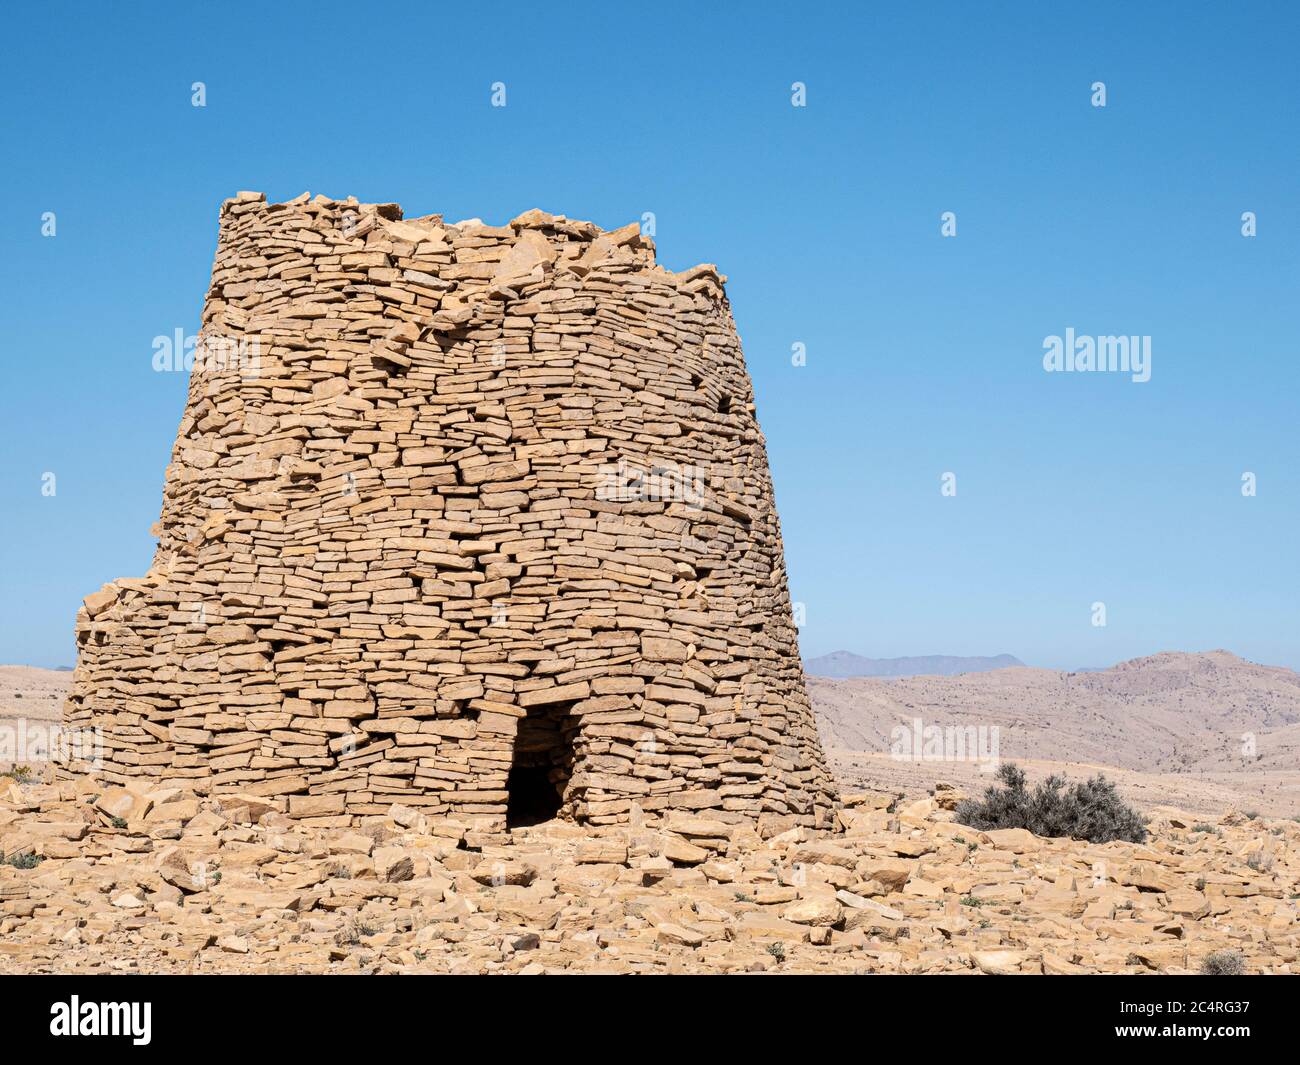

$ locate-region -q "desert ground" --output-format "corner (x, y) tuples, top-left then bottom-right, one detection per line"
(1, 653), (1296, 974)
(2, 767), (1295, 975)
(0, 666), (68, 723)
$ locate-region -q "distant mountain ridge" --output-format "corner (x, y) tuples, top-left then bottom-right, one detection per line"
(804, 650), (1025, 678)
(810, 649), (1300, 777)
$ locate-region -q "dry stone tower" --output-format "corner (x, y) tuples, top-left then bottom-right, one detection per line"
(64, 191), (837, 831)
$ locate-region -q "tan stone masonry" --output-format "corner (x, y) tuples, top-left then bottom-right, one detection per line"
(62, 192), (836, 830)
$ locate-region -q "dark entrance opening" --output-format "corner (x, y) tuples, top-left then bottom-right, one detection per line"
(506, 702), (576, 828)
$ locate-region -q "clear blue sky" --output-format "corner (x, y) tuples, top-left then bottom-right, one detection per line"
(2, 1), (1297, 671)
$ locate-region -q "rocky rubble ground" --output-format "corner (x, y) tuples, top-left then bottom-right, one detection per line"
(1, 775), (1295, 974)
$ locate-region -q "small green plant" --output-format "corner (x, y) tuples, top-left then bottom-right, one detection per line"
(2, 766), (34, 783)
(766, 942), (786, 963)
(1200, 950), (1246, 975)
(1194, 877), (1206, 892)
(959, 895), (987, 907)
(734, 891), (754, 902)
(954, 763), (1147, 844)
(110, 816), (128, 829)
(3, 852), (44, 870)
(1191, 823), (1215, 833)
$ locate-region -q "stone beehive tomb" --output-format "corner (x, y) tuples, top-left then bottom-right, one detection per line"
(63, 192), (836, 830)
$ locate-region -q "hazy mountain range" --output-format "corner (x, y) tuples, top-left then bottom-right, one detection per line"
(804, 650), (1025, 678)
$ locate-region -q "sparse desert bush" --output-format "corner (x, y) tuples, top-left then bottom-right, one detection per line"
(954, 764), (1148, 844)
(1246, 850), (1275, 873)
(2, 851), (43, 869)
(1200, 950), (1246, 975)
(334, 918), (373, 947)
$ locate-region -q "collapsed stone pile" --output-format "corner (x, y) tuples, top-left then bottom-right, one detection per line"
(1, 776), (1293, 974)
(63, 193), (835, 831)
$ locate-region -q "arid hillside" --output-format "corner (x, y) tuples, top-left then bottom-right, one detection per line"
(811, 651), (1300, 817)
